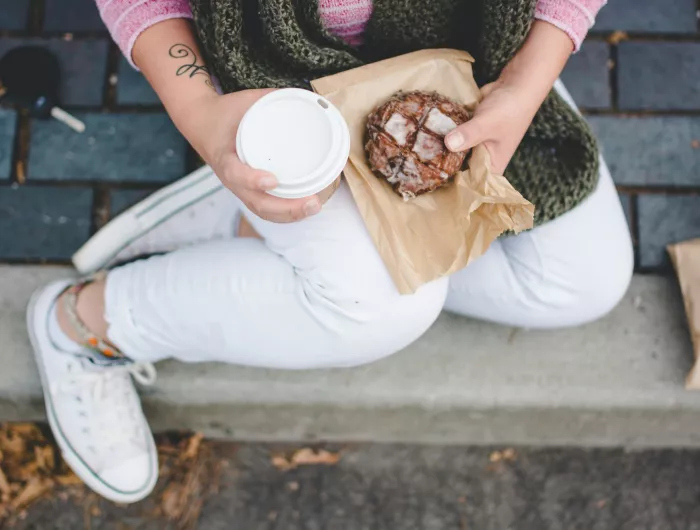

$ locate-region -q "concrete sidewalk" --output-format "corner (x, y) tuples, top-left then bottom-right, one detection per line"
(2, 265), (700, 448)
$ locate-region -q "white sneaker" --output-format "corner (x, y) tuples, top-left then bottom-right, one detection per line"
(27, 280), (159, 504)
(72, 165), (241, 274)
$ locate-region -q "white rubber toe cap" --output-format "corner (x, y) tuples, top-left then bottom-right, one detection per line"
(98, 453), (158, 502)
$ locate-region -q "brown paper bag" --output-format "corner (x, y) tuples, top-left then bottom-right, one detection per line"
(668, 238), (700, 389)
(311, 49), (534, 294)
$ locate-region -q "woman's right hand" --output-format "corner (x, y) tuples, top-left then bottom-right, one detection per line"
(131, 19), (319, 223)
(182, 89), (322, 223)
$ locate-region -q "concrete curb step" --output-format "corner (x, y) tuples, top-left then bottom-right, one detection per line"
(2, 265), (700, 448)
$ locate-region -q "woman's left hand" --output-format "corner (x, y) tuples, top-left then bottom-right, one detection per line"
(444, 79), (540, 175)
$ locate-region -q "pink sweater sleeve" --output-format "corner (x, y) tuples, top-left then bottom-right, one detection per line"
(96, 0), (193, 68)
(100, 0), (606, 70)
(535, 0), (607, 51)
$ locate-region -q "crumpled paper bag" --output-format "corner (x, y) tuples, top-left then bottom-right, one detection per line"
(668, 238), (700, 389)
(312, 49), (534, 294)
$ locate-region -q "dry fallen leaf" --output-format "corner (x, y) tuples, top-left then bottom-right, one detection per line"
(691, 140), (700, 149)
(271, 456), (292, 471)
(597, 499), (608, 509)
(84, 495), (97, 530)
(13, 461), (40, 483)
(293, 448), (341, 466)
(161, 483), (184, 520)
(272, 448), (342, 471)
(607, 30), (629, 44)
(34, 445), (55, 472)
(158, 444), (180, 456)
(0, 468), (11, 497)
(155, 434), (222, 530)
(488, 448), (516, 466)
(55, 472), (83, 486)
(287, 481), (300, 492)
(182, 433), (204, 461)
(15, 161), (26, 184)
(8, 425), (41, 438)
(0, 427), (225, 526)
(11, 477), (52, 510)
(0, 431), (26, 457)
(0, 423), (83, 521)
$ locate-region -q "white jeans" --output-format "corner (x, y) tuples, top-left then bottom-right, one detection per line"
(104, 83), (633, 369)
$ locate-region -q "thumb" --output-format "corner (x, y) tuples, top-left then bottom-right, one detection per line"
(445, 115), (490, 153)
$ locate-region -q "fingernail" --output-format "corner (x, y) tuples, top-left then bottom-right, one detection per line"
(260, 176), (277, 190)
(446, 132), (464, 151)
(304, 199), (321, 216)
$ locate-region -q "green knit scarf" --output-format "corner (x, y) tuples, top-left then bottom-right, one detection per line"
(189, 0), (600, 225)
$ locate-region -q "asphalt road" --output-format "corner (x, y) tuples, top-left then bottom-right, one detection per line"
(8, 441), (700, 530)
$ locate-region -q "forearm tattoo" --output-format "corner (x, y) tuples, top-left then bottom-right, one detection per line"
(169, 43), (215, 91)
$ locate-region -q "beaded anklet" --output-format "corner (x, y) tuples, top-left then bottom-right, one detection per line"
(62, 273), (130, 364)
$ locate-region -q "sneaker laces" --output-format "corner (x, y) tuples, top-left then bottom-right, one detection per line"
(50, 362), (157, 465)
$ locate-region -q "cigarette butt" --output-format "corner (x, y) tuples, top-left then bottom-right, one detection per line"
(50, 107), (86, 133)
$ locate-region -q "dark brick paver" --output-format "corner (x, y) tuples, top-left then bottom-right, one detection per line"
(110, 189), (154, 217)
(618, 193), (633, 234)
(638, 195), (700, 269)
(595, 0), (698, 33)
(116, 57), (161, 106)
(0, 0), (698, 267)
(587, 116), (700, 187)
(43, 0), (106, 32)
(28, 113), (186, 183)
(0, 110), (17, 181)
(0, 1), (31, 31)
(0, 186), (92, 260)
(0, 39), (108, 107)
(560, 41), (611, 109)
(618, 42), (700, 110)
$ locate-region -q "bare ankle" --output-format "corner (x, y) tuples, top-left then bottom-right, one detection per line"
(57, 279), (110, 345)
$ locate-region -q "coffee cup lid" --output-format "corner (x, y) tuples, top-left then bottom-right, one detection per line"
(236, 88), (350, 199)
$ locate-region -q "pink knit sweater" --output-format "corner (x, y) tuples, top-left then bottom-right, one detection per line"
(98, 0), (606, 68)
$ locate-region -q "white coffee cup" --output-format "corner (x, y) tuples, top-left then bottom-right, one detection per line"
(236, 88), (350, 203)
